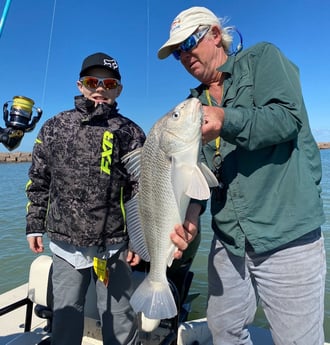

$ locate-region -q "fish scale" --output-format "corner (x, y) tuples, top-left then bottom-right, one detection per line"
(139, 135), (178, 283)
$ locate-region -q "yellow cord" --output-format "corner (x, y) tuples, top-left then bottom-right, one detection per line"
(205, 89), (221, 153)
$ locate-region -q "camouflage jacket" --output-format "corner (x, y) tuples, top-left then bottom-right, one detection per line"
(26, 95), (146, 247)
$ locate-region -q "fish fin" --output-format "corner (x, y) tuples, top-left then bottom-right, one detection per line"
(125, 196), (150, 262)
(122, 148), (142, 179)
(185, 166), (212, 200)
(166, 243), (177, 268)
(171, 155), (215, 203)
(140, 313), (161, 332)
(130, 277), (177, 321)
(171, 161), (189, 208)
(199, 162), (219, 187)
(167, 256), (174, 268)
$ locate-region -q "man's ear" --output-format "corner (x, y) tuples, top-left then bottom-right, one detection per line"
(210, 25), (222, 45)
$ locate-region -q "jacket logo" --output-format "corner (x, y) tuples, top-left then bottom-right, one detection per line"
(101, 131), (114, 175)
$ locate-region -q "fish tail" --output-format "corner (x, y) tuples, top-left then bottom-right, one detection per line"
(130, 276), (177, 320)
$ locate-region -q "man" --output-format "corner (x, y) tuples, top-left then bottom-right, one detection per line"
(26, 52), (145, 345)
(159, 7), (326, 345)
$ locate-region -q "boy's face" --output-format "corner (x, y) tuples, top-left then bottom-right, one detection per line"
(77, 67), (122, 106)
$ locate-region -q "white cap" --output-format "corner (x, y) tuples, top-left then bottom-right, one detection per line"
(158, 7), (220, 59)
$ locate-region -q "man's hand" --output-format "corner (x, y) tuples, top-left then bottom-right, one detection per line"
(171, 203), (201, 259)
(202, 105), (225, 144)
(27, 236), (44, 253)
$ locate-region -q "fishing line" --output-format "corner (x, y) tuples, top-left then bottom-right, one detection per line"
(145, 0), (150, 97)
(0, 0), (12, 38)
(41, 0), (57, 108)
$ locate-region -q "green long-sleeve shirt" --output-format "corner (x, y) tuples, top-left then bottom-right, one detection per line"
(191, 42), (325, 256)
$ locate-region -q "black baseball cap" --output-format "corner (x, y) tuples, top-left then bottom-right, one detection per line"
(79, 52), (121, 80)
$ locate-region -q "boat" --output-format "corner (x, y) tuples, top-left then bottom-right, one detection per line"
(1, 255), (328, 345)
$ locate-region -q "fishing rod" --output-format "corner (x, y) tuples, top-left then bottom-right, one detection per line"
(0, 1), (44, 150)
(0, 0), (11, 38)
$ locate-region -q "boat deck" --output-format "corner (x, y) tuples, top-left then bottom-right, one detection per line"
(1, 283), (329, 345)
(0, 284), (102, 345)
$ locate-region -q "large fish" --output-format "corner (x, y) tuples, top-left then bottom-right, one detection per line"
(122, 97), (218, 331)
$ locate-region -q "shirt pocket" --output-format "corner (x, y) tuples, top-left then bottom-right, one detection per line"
(225, 71), (254, 108)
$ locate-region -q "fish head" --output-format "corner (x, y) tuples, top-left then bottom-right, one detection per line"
(157, 98), (203, 155)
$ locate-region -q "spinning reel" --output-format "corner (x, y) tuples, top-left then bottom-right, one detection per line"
(1, 95), (42, 150)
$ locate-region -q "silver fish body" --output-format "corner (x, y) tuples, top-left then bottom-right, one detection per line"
(123, 98), (218, 330)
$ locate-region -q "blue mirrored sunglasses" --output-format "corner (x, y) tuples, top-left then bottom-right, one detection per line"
(172, 27), (210, 60)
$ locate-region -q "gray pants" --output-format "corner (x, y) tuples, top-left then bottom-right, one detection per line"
(207, 228), (326, 345)
(51, 250), (139, 345)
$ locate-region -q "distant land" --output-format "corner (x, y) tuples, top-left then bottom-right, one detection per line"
(318, 142), (330, 150)
(0, 152), (32, 163)
(1, 143), (330, 163)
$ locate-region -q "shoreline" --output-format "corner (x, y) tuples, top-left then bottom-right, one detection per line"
(1, 142), (330, 163)
(0, 152), (32, 163)
(318, 142), (330, 150)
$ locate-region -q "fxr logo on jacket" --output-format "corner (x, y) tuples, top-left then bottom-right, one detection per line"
(101, 131), (113, 175)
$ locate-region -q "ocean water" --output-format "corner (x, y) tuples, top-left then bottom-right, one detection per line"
(1, 150), (330, 340)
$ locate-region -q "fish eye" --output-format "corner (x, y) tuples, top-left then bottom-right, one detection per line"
(172, 111), (180, 120)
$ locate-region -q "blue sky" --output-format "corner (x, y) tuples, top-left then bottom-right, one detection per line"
(0, 0), (329, 152)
